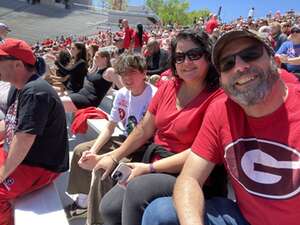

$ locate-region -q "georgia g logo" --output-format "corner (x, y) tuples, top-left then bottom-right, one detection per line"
(225, 138), (300, 199)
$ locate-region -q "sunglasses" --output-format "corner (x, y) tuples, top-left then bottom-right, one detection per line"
(218, 45), (264, 72)
(174, 48), (204, 64)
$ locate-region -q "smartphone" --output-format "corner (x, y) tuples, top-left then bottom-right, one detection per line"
(111, 163), (132, 184)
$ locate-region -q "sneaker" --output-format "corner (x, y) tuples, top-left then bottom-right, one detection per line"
(64, 201), (87, 220)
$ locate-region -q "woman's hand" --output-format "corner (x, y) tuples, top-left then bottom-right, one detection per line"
(126, 162), (151, 182)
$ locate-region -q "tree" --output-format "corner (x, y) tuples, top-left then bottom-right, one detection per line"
(146, 0), (211, 26)
(146, 0), (163, 12)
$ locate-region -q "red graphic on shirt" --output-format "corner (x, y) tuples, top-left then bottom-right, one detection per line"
(225, 138), (300, 199)
(118, 108), (126, 120)
(4, 96), (18, 151)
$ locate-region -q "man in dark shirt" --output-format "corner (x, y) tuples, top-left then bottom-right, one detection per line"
(145, 38), (170, 76)
(0, 38), (69, 224)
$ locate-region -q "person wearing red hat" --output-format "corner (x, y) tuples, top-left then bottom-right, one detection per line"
(0, 38), (69, 225)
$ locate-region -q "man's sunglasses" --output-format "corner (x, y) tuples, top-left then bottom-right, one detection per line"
(218, 45), (264, 72)
(174, 48), (204, 64)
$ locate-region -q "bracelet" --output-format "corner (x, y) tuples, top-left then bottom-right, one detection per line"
(109, 155), (119, 164)
(149, 163), (156, 173)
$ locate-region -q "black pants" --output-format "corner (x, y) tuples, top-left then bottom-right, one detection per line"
(99, 173), (176, 225)
(99, 165), (227, 225)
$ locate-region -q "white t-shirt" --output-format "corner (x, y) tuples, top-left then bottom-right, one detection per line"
(109, 83), (157, 136)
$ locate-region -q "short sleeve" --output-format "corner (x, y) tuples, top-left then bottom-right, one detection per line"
(191, 103), (224, 165)
(276, 41), (289, 55)
(16, 91), (51, 135)
(148, 81), (168, 116)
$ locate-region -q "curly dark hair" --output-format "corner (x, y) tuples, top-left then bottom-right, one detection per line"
(170, 29), (220, 91)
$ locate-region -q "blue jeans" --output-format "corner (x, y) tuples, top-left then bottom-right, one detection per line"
(142, 197), (249, 225)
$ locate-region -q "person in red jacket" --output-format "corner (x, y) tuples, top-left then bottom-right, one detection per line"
(205, 14), (219, 34)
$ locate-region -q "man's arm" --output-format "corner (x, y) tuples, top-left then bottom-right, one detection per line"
(0, 132), (36, 183)
(286, 56), (300, 65)
(173, 151), (215, 225)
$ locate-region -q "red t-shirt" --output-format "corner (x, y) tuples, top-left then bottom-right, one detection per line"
(148, 79), (224, 153)
(133, 31), (149, 48)
(123, 27), (134, 49)
(280, 69), (299, 84)
(192, 82), (300, 225)
(205, 18), (218, 34)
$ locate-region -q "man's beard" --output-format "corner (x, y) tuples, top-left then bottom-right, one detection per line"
(221, 59), (279, 106)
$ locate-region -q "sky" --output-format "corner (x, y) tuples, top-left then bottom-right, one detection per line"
(128, 0), (300, 22)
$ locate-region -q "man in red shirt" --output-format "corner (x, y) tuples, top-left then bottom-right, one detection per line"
(142, 29), (300, 225)
(205, 14), (219, 34)
(121, 19), (134, 50)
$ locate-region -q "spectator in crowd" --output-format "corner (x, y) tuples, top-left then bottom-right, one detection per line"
(133, 24), (149, 53)
(55, 42), (88, 93)
(44, 49), (72, 95)
(0, 38), (69, 225)
(276, 24), (300, 75)
(113, 35), (125, 55)
(248, 7), (255, 19)
(205, 14), (219, 34)
(270, 22), (287, 51)
(142, 29), (300, 225)
(145, 38), (170, 76)
(87, 44), (99, 71)
(67, 53), (157, 224)
(281, 22), (291, 36)
(121, 19), (134, 50)
(97, 29), (226, 225)
(0, 23), (11, 41)
(61, 48), (122, 112)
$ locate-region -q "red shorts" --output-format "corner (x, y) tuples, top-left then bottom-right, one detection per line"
(0, 147), (59, 225)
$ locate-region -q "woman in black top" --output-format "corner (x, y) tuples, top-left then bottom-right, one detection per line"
(61, 48), (122, 112)
(55, 42), (88, 93)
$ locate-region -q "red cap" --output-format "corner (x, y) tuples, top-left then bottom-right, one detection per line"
(0, 38), (36, 65)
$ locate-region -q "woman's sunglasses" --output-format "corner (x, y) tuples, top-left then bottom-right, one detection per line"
(218, 45), (264, 72)
(174, 48), (204, 64)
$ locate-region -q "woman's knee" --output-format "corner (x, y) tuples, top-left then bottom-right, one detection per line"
(99, 185), (124, 220)
(142, 197), (179, 225)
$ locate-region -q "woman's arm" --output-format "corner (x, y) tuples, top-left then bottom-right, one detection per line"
(102, 67), (123, 89)
(55, 59), (86, 75)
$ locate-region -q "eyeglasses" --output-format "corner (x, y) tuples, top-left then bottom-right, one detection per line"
(174, 48), (204, 64)
(218, 45), (264, 72)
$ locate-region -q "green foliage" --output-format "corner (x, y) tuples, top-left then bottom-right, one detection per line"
(146, 0), (211, 26)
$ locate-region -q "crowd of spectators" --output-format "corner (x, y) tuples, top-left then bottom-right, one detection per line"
(0, 6), (300, 225)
